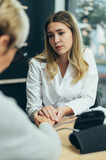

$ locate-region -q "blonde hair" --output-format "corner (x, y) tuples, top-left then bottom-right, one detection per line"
(0, 0), (29, 48)
(35, 11), (89, 84)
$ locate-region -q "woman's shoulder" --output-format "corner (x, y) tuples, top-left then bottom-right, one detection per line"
(83, 47), (96, 65)
(83, 47), (94, 59)
(29, 57), (40, 65)
(83, 47), (93, 55)
(29, 57), (47, 69)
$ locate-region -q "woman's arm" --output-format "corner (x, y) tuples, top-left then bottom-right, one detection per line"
(55, 106), (74, 122)
(26, 59), (58, 123)
(64, 48), (99, 116)
(26, 58), (43, 121)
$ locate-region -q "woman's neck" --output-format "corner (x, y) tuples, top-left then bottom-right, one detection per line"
(58, 55), (69, 78)
(58, 54), (69, 65)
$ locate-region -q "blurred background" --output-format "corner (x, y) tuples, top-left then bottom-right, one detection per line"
(0, 0), (106, 111)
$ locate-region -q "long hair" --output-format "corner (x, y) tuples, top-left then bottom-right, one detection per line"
(35, 10), (89, 83)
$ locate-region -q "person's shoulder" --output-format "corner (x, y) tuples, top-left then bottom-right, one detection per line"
(0, 91), (17, 107)
(83, 47), (96, 65)
(29, 57), (46, 68)
(83, 47), (93, 55)
(0, 91), (36, 134)
(29, 57), (47, 69)
(0, 91), (21, 118)
(29, 57), (40, 65)
(28, 58), (41, 70)
(83, 47), (95, 59)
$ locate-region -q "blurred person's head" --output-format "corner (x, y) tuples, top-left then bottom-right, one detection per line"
(0, 0), (29, 73)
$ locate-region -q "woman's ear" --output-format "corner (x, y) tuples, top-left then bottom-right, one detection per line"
(0, 35), (10, 47)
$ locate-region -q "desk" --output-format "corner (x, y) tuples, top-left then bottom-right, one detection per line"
(55, 117), (106, 160)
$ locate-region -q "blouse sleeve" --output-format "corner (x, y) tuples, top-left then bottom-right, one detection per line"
(26, 58), (43, 120)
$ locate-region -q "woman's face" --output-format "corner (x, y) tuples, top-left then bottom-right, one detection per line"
(47, 22), (73, 57)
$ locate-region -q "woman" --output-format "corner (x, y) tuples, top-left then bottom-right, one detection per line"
(0, 0), (61, 159)
(26, 10), (99, 124)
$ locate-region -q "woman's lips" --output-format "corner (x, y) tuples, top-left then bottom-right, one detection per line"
(55, 46), (63, 50)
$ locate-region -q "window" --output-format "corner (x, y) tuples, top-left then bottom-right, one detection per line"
(76, 0), (106, 107)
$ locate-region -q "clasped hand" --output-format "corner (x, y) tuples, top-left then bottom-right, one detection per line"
(34, 105), (72, 126)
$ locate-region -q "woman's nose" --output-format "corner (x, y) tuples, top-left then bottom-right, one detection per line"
(54, 35), (60, 44)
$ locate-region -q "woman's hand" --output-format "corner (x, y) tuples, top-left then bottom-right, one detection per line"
(38, 105), (58, 121)
(56, 106), (73, 122)
(34, 112), (55, 127)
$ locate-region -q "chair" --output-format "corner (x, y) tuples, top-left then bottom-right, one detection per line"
(90, 91), (101, 109)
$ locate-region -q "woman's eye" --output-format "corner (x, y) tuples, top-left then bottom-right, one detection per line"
(59, 32), (64, 35)
(48, 34), (53, 38)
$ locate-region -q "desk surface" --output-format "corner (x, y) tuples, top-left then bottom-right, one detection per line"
(54, 117), (106, 160)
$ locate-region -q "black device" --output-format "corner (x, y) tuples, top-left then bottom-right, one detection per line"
(69, 110), (106, 154)
(74, 110), (105, 130)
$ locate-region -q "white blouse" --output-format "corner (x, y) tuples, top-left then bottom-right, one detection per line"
(26, 48), (99, 119)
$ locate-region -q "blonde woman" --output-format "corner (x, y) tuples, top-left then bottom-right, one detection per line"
(0, 0), (61, 159)
(26, 11), (99, 124)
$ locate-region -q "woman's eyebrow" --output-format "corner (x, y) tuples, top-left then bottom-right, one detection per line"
(47, 28), (63, 34)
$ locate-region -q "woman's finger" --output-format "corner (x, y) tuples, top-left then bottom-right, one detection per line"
(38, 110), (44, 116)
(46, 108), (56, 121)
(41, 108), (50, 118)
(45, 106), (58, 121)
(34, 113), (40, 126)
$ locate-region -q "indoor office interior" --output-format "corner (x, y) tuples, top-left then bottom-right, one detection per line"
(0, 0), (106, 111)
